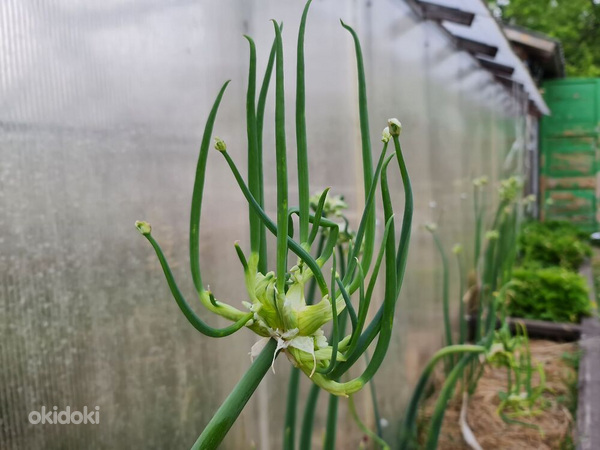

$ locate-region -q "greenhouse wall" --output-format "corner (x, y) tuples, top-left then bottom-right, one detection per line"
(0, 0), (531, 448)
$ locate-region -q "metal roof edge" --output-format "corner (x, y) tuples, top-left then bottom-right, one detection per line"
(402, 0), (550, 116)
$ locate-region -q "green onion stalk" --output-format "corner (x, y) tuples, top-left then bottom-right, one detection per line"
(135, 2), (413, 448)
(399, 176), (524, 449)
(452, 244), (467, 346)
(424, 223), (454, 372)
(472, 176), (488, 271)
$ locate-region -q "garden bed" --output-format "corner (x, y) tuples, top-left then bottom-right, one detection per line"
(467, 315), (582, 342)
(421, 340), (579, 449)
(423, 257), (600, 449)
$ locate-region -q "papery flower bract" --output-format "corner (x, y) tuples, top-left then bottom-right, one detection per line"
(381, 126), (391, 143)
(214, 136), (227, 152)
(498, 176), (522, 203)
(522, 194), (536, 205)
(424, 222), (438, 233)
(472, 175), (489, 187)
(388, 118), (402, 136)
(485, 230), (499, 241)
(452, 243), (463, 255)
(135, 221), (152, 236)
(244, 262), (346, 377)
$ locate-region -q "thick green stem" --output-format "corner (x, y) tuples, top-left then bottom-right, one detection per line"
(323, 394), (339, 450)
(191, 339), (277, 449)
(299, 384), (321, 450)
(283, 368), (301, 450)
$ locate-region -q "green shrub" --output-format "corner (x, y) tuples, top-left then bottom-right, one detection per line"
(506, 266), (592, 323)
(518, 220), (592, 271)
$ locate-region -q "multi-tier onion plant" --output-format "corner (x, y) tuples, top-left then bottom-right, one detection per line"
(135, 1), (412, 448)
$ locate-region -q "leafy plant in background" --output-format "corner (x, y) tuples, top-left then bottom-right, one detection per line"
(518, 220), (592, 271)
(505, 266), (591, 323)
(489, 0), (600, 77)
(135, 1), (413, 448)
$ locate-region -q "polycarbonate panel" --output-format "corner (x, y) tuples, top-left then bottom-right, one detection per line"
(1, 0), (530, 448)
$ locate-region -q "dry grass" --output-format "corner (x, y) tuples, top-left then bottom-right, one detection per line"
(421, 340), (578, 449)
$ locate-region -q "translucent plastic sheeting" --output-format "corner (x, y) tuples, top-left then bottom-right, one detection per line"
(1, 0), (530, 448)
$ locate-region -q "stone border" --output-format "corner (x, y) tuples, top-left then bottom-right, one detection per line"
(577, 261), (600, 450)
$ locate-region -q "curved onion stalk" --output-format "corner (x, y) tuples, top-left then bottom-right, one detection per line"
(328, 131), (413, 380)
(424, 354), (475, 450)
(348, 395), (390, 450)
(364, 350), (384, 439)
(416, 304), (499, 450)
(339, 20), (375, 276)
(398, 345), (485, 448)
(136, 3), (412, 447)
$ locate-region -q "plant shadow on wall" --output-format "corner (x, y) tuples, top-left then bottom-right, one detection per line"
(136, 1), (411, 449)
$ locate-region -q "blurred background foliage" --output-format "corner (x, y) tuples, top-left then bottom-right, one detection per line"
(489, 0), (600, 77)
